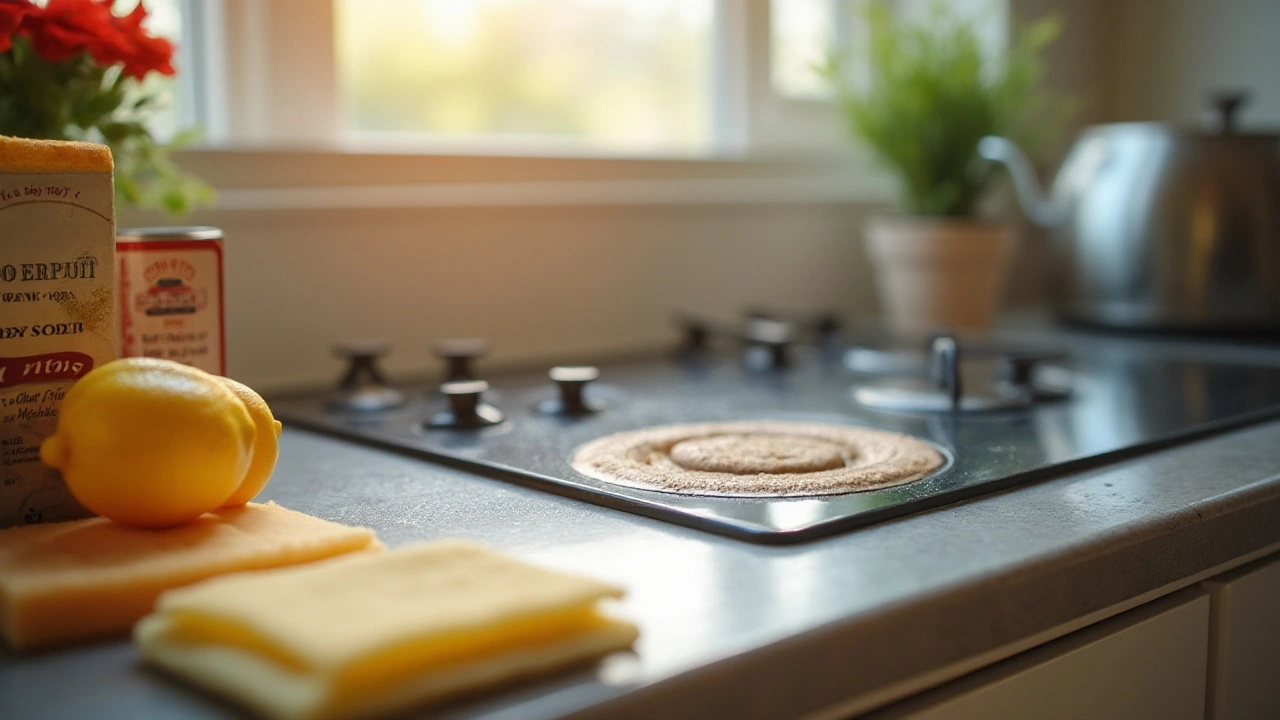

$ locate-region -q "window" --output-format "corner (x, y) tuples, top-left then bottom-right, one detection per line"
(770, 0), (837, 100)
(175, 0), (1006, 160)
(137, 0), (183, 140)
(335, 0), (716, 155)
(108, 0), (196, 142)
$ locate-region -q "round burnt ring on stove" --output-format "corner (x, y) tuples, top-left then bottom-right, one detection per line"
(668, 433), (847, 474)
(569, 421), (946, 497)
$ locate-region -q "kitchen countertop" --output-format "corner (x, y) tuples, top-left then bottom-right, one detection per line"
(4, 408), (1280, 720)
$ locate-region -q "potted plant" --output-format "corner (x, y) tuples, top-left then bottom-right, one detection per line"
(0, 0), (211, 214)
(823, 3), (1066, 334)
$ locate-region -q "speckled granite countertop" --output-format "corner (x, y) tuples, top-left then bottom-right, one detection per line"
(4, 406), (1280, 719)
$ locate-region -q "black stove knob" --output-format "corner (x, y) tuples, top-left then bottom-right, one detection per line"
(743, 318), (795, 371)
(1000, 351), (1072, 401)
(1006, 355), (1037, 387)
(928, 334), (962, 411)
(326, 339), (406, 412)
(434, 338), (489, 382)
(540, 366), (601, 416)
(427, 380), (504, 429)
(813, 312), (842, 343)
(674, 315), (710, 356)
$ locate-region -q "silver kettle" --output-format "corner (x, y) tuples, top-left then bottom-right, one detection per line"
(979, 93), (1280, 332)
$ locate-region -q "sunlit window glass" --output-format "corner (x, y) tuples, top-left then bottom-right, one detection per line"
(116, 0), (186, 141)
(334, 0), (715, 154)
(771, 0), (835, 100)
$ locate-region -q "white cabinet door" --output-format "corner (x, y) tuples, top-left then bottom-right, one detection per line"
(862, 588), (1210, 720)
(1204, 552), (1280, 720)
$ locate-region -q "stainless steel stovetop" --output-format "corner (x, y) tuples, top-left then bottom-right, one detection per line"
(271, 320), (1280, 544)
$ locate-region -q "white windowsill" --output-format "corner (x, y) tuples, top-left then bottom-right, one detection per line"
(208, 175), (893, 211)
(166, 146), (897, 212)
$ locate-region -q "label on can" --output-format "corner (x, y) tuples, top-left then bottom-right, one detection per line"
(117, 237), (225, 375)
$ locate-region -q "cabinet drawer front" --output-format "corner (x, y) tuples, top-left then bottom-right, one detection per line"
(864, 589), (1210, 720)
(1205, 553), (1280, 720)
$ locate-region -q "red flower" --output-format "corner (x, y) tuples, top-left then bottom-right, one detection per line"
(108, 2), (174, 78)
(12, 0), (174, 79)
(0, 0), (35, 54)
(17, 0), (127, 63)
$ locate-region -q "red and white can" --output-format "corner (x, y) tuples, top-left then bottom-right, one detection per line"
(116, 226), (226, 375)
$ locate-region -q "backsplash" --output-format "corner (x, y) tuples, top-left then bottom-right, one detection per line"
(123, 201), (892, 391)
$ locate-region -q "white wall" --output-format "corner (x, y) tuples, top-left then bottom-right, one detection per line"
(1015, 0), (1280, 130)
(123, 195), (884, 391)
(116, 152), (913, 391)
(1104, 0), (1280, 128)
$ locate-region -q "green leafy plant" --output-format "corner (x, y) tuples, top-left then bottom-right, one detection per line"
(822, 2), (1067, 217)
(0, 0), (213, 215)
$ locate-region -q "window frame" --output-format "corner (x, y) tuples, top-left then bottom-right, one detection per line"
(155, 0), (1010, 211)
(196, 0), (852, 158)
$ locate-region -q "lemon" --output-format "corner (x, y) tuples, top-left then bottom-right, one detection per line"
(40, 358), (255, 529)
(218, 376), (282, 507)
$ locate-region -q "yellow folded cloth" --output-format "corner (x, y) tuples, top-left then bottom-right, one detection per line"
(135, 540), (639, 720)
(0, 501), (380, 652)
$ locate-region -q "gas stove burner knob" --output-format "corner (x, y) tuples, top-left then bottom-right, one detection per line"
(1005, 355), (1038, 387)
(813, 313), (842, 341)
(541, 365), (601, 416)
(1001, 354), (1072, 401)
(921, 328), (958, 353)
(743, 318), (796, 371)
(427, 380), (504, 429)
(745, 317), (797, 343)
(928, 334), (963, 411)
(850, 335), (1044, 414)
(674, 315), (710, 355)
(334, 338), (392, 359)
(325, 339), (406, 413)
(434, 338), (489, 382)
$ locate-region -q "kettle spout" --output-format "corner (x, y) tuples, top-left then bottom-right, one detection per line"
(978, 136), (1071, 228)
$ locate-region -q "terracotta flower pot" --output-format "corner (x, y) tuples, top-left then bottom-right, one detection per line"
(864, 217), (1017, 334)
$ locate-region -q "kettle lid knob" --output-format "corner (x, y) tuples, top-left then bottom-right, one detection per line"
(1208, 90), (1250, 134)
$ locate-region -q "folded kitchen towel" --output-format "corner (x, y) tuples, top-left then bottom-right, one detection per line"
(134, 539), (640, 720)
(0, 501), (381, 652)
